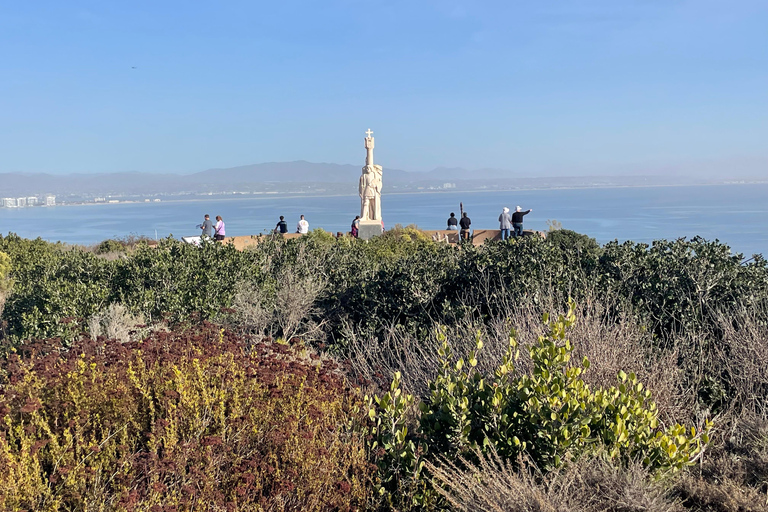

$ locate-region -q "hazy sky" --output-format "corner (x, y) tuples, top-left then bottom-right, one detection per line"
(1, 0), (766, 176)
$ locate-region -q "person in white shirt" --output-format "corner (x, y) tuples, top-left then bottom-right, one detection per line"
(296, 214), (309, 234)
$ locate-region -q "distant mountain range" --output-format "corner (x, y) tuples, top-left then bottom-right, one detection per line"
(196, 162), (512, 184)
(0, 161), (517, 197)
(0, 160), (737, 200)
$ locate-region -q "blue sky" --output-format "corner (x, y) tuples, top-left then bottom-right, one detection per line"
(1, 0), (766, 176)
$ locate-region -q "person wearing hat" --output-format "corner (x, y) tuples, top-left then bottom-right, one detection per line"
(498, 207), (512, 241)
(511, 206), (532, 238)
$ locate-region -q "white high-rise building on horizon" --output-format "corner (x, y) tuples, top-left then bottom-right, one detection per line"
(45, 195), (56, 206)
(2, 198), (16, 208)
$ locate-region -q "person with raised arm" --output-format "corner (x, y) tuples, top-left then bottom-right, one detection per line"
(511, 206), (532, 238)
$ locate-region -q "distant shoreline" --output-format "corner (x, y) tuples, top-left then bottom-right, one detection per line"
(2, 183), (765, 256)
(4, 181), (765, 210)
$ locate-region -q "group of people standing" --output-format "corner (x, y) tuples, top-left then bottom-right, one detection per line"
(445, 205), (532, 241)
(197, 214), (226, 241)
(200, 206), (532, 242)
(498, 206), (533, 240)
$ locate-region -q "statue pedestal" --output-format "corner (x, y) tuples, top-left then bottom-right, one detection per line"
(358, 220), (383, 240)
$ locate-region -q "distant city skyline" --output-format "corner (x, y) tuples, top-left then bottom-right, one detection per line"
(1, 1), (766, 177)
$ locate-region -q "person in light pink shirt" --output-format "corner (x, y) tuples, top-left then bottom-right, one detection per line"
(214, 215), (226, 241)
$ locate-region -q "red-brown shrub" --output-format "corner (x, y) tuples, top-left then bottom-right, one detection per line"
(0, 324), (372, 511)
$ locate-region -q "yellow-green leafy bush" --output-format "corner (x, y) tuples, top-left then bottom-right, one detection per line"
(368, 303), (710, 506)
(422, 303), (710, 471)
(0, 250), (11, 292)
(0, 325), (372, 511)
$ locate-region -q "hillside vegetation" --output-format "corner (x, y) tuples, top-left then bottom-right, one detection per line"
(1, 229), (767, 511)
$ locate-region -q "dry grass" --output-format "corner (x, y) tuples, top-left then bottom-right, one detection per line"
(87, 303), (146, 343)
(346, 298), (690, 425)
(224, 241), (330, 343)
(671, 413), (768, 511)
(229, 280), (272, 334)
(93, 250), (129, 261)
(427, 449), (684, 512)
(273, 268), (327, 342)
(224, 269), (327, 343)
(713, 306), (768, 419)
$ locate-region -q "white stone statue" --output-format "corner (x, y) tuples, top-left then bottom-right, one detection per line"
(359, 129), (383, 221)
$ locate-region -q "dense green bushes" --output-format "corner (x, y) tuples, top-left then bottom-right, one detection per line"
(2, 231), (765, 347)
(0, 229), (767, 510)
(1, 230), (766, 411)
(0, 234), (260, 343)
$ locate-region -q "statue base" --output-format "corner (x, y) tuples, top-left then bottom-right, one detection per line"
(358, 219), (383, 240)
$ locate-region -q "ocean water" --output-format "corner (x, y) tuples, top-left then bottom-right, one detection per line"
(0, 184), (766, 257)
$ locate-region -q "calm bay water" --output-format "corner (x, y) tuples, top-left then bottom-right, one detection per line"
(0, 184), (766, 256)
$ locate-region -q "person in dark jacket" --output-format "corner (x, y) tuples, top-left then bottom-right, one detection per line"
(274, 216), (288, 234)
(459, 212), (472, 241)
(447, 212), (458, 230)
(512, 206), (532, 238)
(351, 215), (360, 238)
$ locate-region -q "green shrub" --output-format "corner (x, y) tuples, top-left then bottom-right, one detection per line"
(94, 239), (126, 254)
(0, 325), (372, 511)
(367, 303), (710, 507)
(366, 371), (440, 510)
(0, 251), (11, 291)
(110, 237), (258, 325)
(598, 237), (768, 338)
(420, 301), (710, 472)
(1, 246), (112, 345)
(0, 251), (11, 318)
(546, 228), (601, 258)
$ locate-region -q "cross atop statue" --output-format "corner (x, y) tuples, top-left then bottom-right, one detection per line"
(365, 129), (373, 138)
